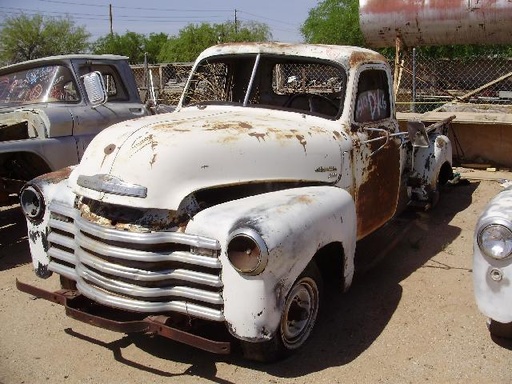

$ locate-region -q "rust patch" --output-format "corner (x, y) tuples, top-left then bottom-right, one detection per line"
(349, 51), (385, 67)
(361, 0), (462, 14)
(295, 134), (307, 153)
(129, 134), (158, 166)
(35, 166), (73, 184)
(333, 131), (343, 140)
(206, 121), (253, 131)
(248, 132), (266, 141)
(291, 194), (314, 205)
(355, 138), (400, 238)
(104, 144), (116, 155)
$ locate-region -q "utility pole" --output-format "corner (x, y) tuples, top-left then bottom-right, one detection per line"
(234, 9), (238, 34)
(109, 4), (113, 35)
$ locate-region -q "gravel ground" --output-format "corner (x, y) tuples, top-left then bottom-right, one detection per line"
(1, 167), (511, 384)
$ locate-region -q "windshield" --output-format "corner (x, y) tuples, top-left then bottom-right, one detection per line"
(0, 65), (79, 105)
(182, 54), (347, 119)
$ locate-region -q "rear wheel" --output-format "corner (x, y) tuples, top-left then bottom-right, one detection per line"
(428, 163), (453, 209)
(241, 261), (323, 362)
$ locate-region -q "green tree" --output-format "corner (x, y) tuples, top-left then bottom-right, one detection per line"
(92, 32), (169, 64)
(144, 33), (169, 63)
(417, 44), (512, 59)
(92, 32), (145, 63)
(0, 13), (90, 65)
(158, 21), (271, 63)
(301, 0), (363, 46)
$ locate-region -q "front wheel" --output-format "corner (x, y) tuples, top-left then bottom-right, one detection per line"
(488, 319), (512, 338)
(241, 261), (323, 362)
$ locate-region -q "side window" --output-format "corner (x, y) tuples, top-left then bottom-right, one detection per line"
(354, 69), (390, 123)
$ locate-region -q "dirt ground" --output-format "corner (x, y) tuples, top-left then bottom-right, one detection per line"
(1, 167), (511, 384)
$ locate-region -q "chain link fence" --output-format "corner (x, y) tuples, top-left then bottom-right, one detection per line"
(389, 49), (512, 113)
(130, 51), (512, 112)
(130, 62), (193, 106)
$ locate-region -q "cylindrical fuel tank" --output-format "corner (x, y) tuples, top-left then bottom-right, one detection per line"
(359, 0), (512, 48)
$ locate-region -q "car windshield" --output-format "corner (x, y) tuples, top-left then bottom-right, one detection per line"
(0, 65), (79, 105)
(181, 54), (347, 119)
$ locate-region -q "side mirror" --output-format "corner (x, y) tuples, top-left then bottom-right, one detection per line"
(407, 120), (429, 148)
(81, 71), (108, 106)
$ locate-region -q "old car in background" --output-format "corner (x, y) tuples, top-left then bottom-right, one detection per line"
(473, 185), (512, 338)
(0, 54), (153, 203)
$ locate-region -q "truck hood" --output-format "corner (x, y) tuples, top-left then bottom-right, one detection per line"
(69, 105), (349, 210)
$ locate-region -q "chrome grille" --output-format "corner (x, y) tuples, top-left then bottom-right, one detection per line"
(46, 200), (224, 322)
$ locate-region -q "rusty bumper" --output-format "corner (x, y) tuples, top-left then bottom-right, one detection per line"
(16, 279), (231, 355)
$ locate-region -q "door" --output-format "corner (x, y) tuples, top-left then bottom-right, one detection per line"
(351, 66), (402, 239)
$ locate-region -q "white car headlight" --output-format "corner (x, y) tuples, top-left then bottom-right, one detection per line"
(19, 185), (45, 223)
(227, 228), (268, 275)
(478, 223), (512, 260)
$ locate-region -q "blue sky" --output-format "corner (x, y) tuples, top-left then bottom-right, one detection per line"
(0, 0), (319, 42)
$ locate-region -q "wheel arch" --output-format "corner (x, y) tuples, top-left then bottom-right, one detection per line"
(0, 151), (53, 194)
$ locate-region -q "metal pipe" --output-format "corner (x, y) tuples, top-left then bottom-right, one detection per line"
(360, 0), (512, 48)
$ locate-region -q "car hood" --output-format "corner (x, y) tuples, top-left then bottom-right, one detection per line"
(69, 105), (350, 210)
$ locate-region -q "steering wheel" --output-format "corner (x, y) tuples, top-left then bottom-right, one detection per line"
(283, 93), (338, 113)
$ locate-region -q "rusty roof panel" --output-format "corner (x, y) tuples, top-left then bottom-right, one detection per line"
(359, 0), (512, 48)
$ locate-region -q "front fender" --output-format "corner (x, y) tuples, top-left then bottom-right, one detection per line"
(185, 186), (357, 342)
(22, 167), (75, 277)
(411, 133), (452, 193)
(473, 188), (512, 323)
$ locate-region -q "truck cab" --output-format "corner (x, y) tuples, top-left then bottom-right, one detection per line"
(17, 43), (453, 362)
(0, 54), (150, 202)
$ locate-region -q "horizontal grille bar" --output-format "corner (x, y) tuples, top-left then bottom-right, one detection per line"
(75, 214), (221, 250)
(75, 230), (221, 268)
(77, 247), (222, 287)
(76, 278), (225, 321)
(46, 200), (225, 321)
(76, 263), (223, 304)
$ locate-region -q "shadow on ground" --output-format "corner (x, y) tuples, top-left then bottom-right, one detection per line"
(0, 202), (30, 271)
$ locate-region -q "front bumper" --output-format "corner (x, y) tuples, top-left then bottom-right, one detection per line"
(16, 279), (231, 354)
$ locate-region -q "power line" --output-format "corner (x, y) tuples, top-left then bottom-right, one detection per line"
(0, 1), (307, 41)
(35, 0), (232, 13)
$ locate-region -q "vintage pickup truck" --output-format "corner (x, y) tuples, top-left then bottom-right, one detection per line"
(473, 186), (512, 339)
(17, 42), (454, 362)
(0, 54), (152, 203)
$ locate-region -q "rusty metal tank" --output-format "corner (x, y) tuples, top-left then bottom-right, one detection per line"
(359, 0), (512, 48)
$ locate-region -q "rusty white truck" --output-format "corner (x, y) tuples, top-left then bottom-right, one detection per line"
(0, 54), (155, 203)
(16, 42), (454, 362)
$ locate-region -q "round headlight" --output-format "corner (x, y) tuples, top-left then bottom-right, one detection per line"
(20, 185), (45, 222)
(227, 229), (268, 275)
(478, 223), (512, 260)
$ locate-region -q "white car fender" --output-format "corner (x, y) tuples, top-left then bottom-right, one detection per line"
(412, 133), (452, 188)
(185, 185), (357, 341)
(473, 187), (512, 324)
(23, 167), (76, 278)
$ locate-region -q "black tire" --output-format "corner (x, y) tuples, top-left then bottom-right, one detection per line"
(428, 164), (453, 210)
(241, 261), (323, 362)
(488, 319), (512, 338)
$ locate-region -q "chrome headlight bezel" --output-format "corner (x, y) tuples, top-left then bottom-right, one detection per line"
(477, 219), (512, 260)
(19, 184), (46, 223)
(227, 228), (268, 275)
